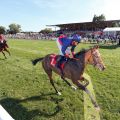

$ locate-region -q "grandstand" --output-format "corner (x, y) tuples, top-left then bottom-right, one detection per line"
(47, 19), (120, 31)
(47, 19), (120, 45)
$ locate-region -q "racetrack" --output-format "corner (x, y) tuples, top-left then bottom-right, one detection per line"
(0, 39), (120, 120)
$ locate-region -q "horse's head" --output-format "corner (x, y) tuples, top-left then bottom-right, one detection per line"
(87, 45), (106, 71)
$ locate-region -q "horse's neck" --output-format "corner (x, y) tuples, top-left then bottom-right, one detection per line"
(84, 50), (92, 64)
(76, 50), (91, 65)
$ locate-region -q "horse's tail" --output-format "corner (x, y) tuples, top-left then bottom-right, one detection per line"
(32, 57), (44, 66)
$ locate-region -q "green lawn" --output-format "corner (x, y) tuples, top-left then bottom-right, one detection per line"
(0, 39), (120, 120)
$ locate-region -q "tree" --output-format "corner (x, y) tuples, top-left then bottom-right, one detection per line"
(99, 14), (106, 21)
(92, 15), (98, 22)
(92, 14), (106, 22)
(8, 23), (21, 34)
(40, 28), (52, 34)
(0, 26), (6, 34)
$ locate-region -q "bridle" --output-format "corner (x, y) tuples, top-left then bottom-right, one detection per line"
(72, 48), (102, 67)
(89, 49), (101, 67)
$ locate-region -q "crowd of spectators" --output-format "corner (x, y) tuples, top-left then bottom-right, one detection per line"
(5, 32), (57, 40)
(5, 30), (120, 45)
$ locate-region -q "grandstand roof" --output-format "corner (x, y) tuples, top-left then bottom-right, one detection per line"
(47, 20), (120, 31)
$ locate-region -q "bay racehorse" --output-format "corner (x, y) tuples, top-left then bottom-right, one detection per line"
(0, 41), (10, 59)
(32, 45), (105, 110)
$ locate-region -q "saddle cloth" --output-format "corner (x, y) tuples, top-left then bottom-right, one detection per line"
(50, 54), (66, 69)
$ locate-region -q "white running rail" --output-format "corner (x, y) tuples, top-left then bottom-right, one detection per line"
(0, 105), (14, 120)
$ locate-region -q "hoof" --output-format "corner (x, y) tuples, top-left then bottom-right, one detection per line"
(95, 106), (100, 111)
(71, 86), (77, 90)
(57, 92), (61, 96)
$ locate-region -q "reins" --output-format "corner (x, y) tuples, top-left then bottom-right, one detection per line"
(72, 57), (80, 61)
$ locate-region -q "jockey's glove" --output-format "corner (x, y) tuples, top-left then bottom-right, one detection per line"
(65, 54), (69, 58)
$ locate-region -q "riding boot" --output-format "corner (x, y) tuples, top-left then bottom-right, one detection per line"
(56, 56), (64, 77)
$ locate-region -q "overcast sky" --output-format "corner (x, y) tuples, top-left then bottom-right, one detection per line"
(0, 0), (120, 32)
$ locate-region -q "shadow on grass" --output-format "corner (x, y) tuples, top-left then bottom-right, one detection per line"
(0, 58), (6, 60)
(0, 92), (63, 120)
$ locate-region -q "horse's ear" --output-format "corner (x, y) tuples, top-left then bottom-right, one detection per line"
(94, 45), (99, 49)
(92, 45), (99, 51)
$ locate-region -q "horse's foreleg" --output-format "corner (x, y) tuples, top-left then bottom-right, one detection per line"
(61, 77), (77, 90)
(79, 76), (89, 87)
(47, 70), (61, 95)
(4, 48), (11, 56)
(72, 80), (86, 90)
(2, 51), (7, 59)
(84, 79), (89, 87)
(84, 88), (100, 110)
(72, 80), (99, 109)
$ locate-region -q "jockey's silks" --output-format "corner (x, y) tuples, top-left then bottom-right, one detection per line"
(58, 37), (76, 55)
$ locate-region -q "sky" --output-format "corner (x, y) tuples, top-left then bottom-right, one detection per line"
(0, 0), (120, 32)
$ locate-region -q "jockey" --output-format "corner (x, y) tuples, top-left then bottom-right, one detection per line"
(56, 32), (81, 76)
(0, 34), (8, 48)
(0, 34), (5, 43)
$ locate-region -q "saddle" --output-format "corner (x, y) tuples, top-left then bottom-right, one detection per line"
(0, 42), (4, 49)
(50, 54), (67, 69)
(0, 41), (8, 49)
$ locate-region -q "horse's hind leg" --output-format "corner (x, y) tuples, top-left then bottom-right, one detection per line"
(61, 77), (77, 90)
(44, 68), (61, 95)
(2, 51), (7, 59)
(4, 48), (11, 56)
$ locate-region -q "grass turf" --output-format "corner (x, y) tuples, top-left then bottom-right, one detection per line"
(0, 39), (120, 120)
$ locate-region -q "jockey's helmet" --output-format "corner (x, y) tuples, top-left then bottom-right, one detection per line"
(56, 31), (64, 37)
(72, 34), (81, 43)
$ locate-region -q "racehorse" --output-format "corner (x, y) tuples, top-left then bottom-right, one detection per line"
(32, 45), (105, 110)
(0, 41), (10, 59)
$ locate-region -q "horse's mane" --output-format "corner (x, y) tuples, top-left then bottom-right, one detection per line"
(75, 48), (88, 57)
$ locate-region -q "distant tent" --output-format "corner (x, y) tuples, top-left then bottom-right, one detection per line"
(103, 27), (120, 32)
(103, 27), (120, 35)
